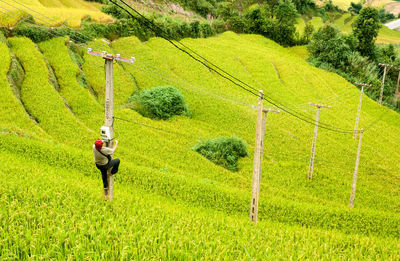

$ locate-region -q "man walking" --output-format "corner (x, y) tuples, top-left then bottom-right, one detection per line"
(93, 139), (120, 197)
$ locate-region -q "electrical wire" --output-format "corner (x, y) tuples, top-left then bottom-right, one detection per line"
(113, 116), (194, 139)
(3, 1), (400, 180)
(110, 0), (359, 134)
(1, 0), (387, 135)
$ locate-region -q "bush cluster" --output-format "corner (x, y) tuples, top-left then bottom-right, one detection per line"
(192, 136), (248, 172)
(2, 133), (399, 239)
(308, 16), (400, 109)
(129, 86), (190, 120)
(215, 1), (302, 47)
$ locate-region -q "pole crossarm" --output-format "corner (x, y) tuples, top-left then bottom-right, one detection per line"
(378, 63), (393, 67)
(262, 108), (280, 113)
(354, 82), (372, 87)
(308, 102), (330, 109)
(87, 48), (136, 63)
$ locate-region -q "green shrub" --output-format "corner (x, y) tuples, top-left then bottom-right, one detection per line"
(0, 31), (6, 43)
(14, 23), (53, 43)
(193, 137), (248, 172)
(129, 86), (190, 120)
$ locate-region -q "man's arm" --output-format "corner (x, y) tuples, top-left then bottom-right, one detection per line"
(113, 140), (118, 153)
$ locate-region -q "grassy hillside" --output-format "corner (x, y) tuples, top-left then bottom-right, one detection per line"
(296, 12), (400, 43)
(1, 31), (400, 257)
(316, 0), (395, 9)
(0, 0), (112, 27)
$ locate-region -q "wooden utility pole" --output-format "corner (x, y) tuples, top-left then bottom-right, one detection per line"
(353, 83), (371, 139)
(308, 103), (330, 180)
(250, 90), (280, 224)
(379, 63), (392, 106)
(349, 129), (364, 208)
(88, 48), (135, 201)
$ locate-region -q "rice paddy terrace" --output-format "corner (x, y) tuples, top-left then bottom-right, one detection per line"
(0, 0), (112, 27)
(0, 30), (399, 258)
(0, 1), (400, 259)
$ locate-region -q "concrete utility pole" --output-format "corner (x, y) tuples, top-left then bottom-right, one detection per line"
(379, 63), (393, 106)
(353, 83), (371, 139)
(250, 90), (279, 224)
(88, 48), (135, 201)
(394, 67), (400, 104)
(308, 103), (330, 180)
(349, 129), (364, 208)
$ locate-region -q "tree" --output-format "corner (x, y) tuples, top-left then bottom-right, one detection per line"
(216, 2), (238, 21)
(272, 0), (297, 46)
(348, 2), (362, 15)
(353, 7), (381, 59)
(307, 25), (353, 69)
(303, 22), (315, 43)
(291, 0), (315, 14)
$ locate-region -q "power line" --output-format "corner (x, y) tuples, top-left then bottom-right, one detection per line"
(109, 0), (359, 134)
(2, 0), (382, 134)
(113, 116), (193, 138)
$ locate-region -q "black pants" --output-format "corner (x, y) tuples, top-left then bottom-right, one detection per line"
(96, 158), (120, 189)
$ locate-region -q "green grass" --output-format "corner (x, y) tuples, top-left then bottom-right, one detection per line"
(9, 37), (93, 145)
(0, 41), (47, 139)
(38, 37), (102, 129)
(2, 32), (400, 258)
(295, 12), (400, 44)
(0, 0), (112, 28)
(1, 136), (400, 259)
(286, 45), (309, 59)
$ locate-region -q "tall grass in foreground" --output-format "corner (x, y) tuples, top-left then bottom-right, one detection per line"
(1, 148), (400, 260)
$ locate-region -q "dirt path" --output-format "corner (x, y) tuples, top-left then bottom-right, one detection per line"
(385, 2), (400, 16)
(385, 18), (400, 29)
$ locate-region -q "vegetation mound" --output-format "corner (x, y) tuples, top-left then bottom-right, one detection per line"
(129, 86), (190, 120)
(193, 136), (248, 172)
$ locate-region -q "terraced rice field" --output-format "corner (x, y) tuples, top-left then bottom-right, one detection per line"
(0, 25), (400, 258)
(0, 0), (112, 27)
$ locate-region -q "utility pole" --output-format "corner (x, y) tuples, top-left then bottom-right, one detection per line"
(88, 48), (135, 201)
(349, 129), (364, 208)
(259, 108), (280, 176)
(250, 90), (263, 224)
(353, 82), (371, 139)
(250, 90), (279, 224)
(394, 67), (400, 104)
(379, 63), (392, 106)
(308, 103), (330, 180)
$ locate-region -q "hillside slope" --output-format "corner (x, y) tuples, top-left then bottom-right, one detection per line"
(0, 0), (112, 27)
(1, 32), (400, 257)
(296, 13), (400, 43)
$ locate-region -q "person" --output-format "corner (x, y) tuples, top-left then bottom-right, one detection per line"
(93, 139), (120, 197)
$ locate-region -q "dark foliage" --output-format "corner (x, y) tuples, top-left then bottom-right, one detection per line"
(129, 86), (190, 120)
(193, 136), (248, 172)
(353, 7), (381, 59)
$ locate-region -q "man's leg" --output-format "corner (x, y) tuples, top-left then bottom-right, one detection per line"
(97, 165), (109, 199)
(108, 158), (120, 175)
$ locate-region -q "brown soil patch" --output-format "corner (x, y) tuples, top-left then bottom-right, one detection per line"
(385, 2), (400, 16)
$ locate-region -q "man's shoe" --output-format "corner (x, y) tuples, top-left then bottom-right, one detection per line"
(103, 187), (109, 199)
